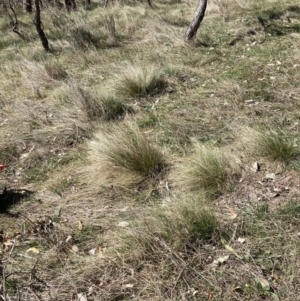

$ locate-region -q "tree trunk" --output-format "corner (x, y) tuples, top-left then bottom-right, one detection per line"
(3, 0), (26, 39)
(23, 0), (32, 12)
(185, 0), (207, 42)
(34, 0), (49, 51)
(65, 0), (76, 12)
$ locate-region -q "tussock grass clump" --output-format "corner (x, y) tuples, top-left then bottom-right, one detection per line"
(158, 198), (219, 248)
(242, 127), (300, 164)
(114, 65), (165, 97)
(70, 26), (100, 49)
(129, 198), (219, 253)
(44, 61), (68, 80)
(176, 144), (240, 199)
(278, 199), (300, 217)
(101, 94), (131, 121)
(20, 59), (60, 95)
(72, 85), (129, 121)
(89, 123), (166, 186)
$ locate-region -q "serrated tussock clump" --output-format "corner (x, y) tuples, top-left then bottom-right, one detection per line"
(20, 59), (60, 93)
(242, 127), (300, 164)
(44, 61), (68, 80)
(158, 198), (219, 248)
(88, 123), (166, 186)
(176, 144), (240, 200)
(71, 84), (129, 121)
(114, 65), (165, 97)
(128, 197), (219, 253)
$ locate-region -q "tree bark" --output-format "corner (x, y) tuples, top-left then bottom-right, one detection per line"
(185, 0), (207, 42)
(23, 0), (32, 12)
(3, 0), (26, 39)
(34, 0), (49, 51)
(65, 0), (76, 12)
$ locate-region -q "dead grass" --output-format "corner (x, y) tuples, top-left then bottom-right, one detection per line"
(44, 60), (68, 80)
(1, 0), (300, 300)
(19, 59), (61, 97)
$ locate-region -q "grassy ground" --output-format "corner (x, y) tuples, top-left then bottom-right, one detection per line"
(1, 0), (300, 300)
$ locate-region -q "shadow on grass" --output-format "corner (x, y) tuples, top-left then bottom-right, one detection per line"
(258, 5), (300, 36)
(0, 188), (34, 214)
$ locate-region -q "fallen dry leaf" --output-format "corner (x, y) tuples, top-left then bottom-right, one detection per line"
(89, 248), (97, 255)
(66, 235), (73, 243)
(71, 245), (79, 253)
(265, 173), (276, 180)
(252, 162), (260, 172)
(221, 239), (242, 259)
(88, 286), (93, 296)
(226, 206), (237, 219)
(98, 246), (104, 257)
(212, 255), (229, 267)
(77, 293), (87, 301)
(237, 237), (246, 244)
(118, 221), (129, 227)
(256, 277), (270, 290)
(272, 272), (279, 282)
(3, 239), (15, 252)
(26, 247), (40, 254)
(0, 164), (8, 172)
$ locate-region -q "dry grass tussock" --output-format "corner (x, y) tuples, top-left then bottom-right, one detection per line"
(129, 197), (219, 253)
(214, 79), (247, 105)
(114, 64), (166, 97)
(239, 126), (300, 165)
(88, 122), (166, 186)
(69, 82), (130, 121)
(19, 59), (61, 96)
(175, 143), (241, 200)
(139, 15), (185, 47)
(208, 0), (253, 16)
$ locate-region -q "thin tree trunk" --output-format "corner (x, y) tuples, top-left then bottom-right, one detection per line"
(34, 0), (49, 51)
(23, 0), (32, 12)
(65, 0), (76, 12)
(104, 0), (110, 7)
(185, 0), (207, 42)
(3, 0), (26, 39)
